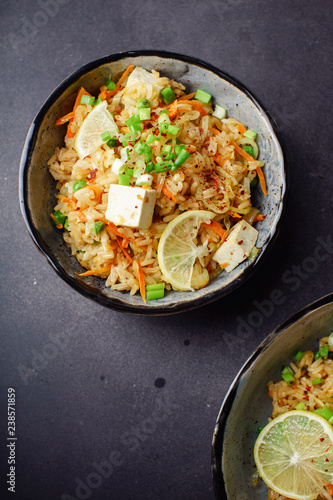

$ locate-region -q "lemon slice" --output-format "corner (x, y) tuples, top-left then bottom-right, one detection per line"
(74, 100), (119, 159)
(254, 410), (333, 500)
(157, 210), (215, 291)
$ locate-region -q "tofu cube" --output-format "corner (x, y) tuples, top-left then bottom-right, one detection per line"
(213, 220), (258, 272)
(105, 184), (157, 230)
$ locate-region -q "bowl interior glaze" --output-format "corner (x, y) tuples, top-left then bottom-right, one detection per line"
(20, 50), (286, 314)
(212, 293), (333, 499)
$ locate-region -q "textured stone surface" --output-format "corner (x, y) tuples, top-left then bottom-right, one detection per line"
(0, 1), (332, 499)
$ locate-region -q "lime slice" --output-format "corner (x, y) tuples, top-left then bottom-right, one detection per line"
(254, 410), (333, 500)
(157, 210), (215, 291)
(74, 100), (119, 159)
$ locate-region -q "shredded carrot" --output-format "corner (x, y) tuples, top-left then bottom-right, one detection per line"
(220, 263), (229, 269)
(212, 127), (221, 136)
(116, 236), (133, 263)
(180, 99), (207, 116)
(77, 264), (112, 277)
(106, 86), (124, 98)
(117, 64), (134, 87)
(135, 260), (146, 304)
(66, 87), (92, 138)
(75, 210), (88, 222)
(232, 142), (254, 162)
(95, 218), (125, 238)
(178, 92), (196, 100)
(256, 166), (268, 196)
(201, 220), (228, 241)
(327, 484), (333, 496)
(237, 123), (247, 135)
(161, 184), (178, 203)
(253, 214), (266, 222)
(227, 210), (242, 219)
(55, 111), (75, 126)
(185, 145), (196, 153)
(268, 390), (273, 398)
(98, 87), (108, 101)
(86, 185), (102, 203)
(61, 197), (77, 210)
(168, 99), (178, 119)
(50, 213), (63, 229)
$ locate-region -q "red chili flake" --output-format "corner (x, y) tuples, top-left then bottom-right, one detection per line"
(238, 240), (243, 245)
(306, 385), (311, 392)
(320, 438), (325, 442)
(326, 458), (329, 462)
(115, 108), (121, 114)
(311, 459), (314, 462)
(88, 168), (98, 183)
(306, 405), (310, 410)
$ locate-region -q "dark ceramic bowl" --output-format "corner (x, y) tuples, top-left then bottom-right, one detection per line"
(212, 293), (333, 499)
(19, 50), (286, 315)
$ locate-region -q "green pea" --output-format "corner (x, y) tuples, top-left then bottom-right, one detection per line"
(52, 210), (66, 225)
(91, 221), (105, 235)
(73, 180), (87, 193)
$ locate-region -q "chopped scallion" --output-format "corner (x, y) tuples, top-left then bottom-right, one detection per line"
(125, 114), (142, 133)
(167, 124), (180, 136)
(106, 79), (116, 91)
(146, 283), (165, 291)
(173, 149), (191, 169)
(73, 180), (87, 192)
(146, 288), (165, 300)
(52, 210), (67, 226)
(91, 221), (105, 235)
(136, 98), (150, 109)
(295, 402), (306, 410)
(195, 89), (212, 104)
(118, 174), (131, 186)
(106, 137), (118, 148)
(138, 108), (151, 121)
(295, 351), (304, 362)
(101, 130), (112, 142)
(161, 87), (176, 105)
(80, 95), (95, 106)
(244, 129), (257, 140)
(94, 97), (102, 107)
(320, 345), (329, 359)
(312, 378), (325, 385)
(145, 161), (155, 173)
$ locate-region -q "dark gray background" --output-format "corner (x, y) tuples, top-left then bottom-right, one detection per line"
(1, 1), (332, 499)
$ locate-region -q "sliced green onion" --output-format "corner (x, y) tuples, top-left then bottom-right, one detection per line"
(328, 332), (333, 347)
(146, 134), (155, 145)
(134, 141), (144, 155)
(64, 218), (70, 231)
(295, 351), (304, 362)
(158, 113), (170, 125)
(282, 366), (294, 376)
(195, 89), (212, 104)
(106, 137), (118, 148)
(242, 145), (255, 158)
(314, 350), (321, 360)
(125, 167), (133, 176)
(101, 130), (112, 142)
(320, 345), (329, 359)
(282, 372), (295, 383)
(146, 288), (165, 301)
(134, 159), (145, 178)
(73, 180), (87, 192)
(250, 176), (258, 188)
(106, 79), (116, 91)
(136, 98), (150, 109)
(295, 402), (306, 410)
(212, 104), (227, 119)
(92, 239), (101, 245)
(94, 97), (102, 107)
(91, 221), (105, 235)
(161, 145), (172, 154)
(174, 148), (191, 169)
(119, 174), (131, 186)
(80, 95), (95, 106)
(248, 246), (259, 262)
(125, 114), (142, 133)
(167, 124), (180, 136)
(159, 122), (169, 133)
(244, 129), (257, 140)
(52, 210), (67, 226)
(121, 131), (136, 145)
(146, 283), (165, 291)
(138, 108), (151, 121)
(175, 144), (186, 155)
(145, 161), (155, 173)
(154, 163), (170, 173)
(160, 108), (169, 115)
(313, 405), (333, 421)
(329, 416), (333, 425)
(161, 87), (176, 105)
(312, 378), (325, 385)
(257, 426), (264, 435)
(136, 174), (153, 187)
(143, 144), (152, 163)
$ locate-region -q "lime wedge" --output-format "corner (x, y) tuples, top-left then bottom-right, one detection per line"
(254, 410), (333, 500)
(74, 100), (119, 159)
(157, 210), (215, 291)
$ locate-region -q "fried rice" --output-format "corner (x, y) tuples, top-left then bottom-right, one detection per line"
(264, 335), (333, 500)
(48, 65), (266, 301)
